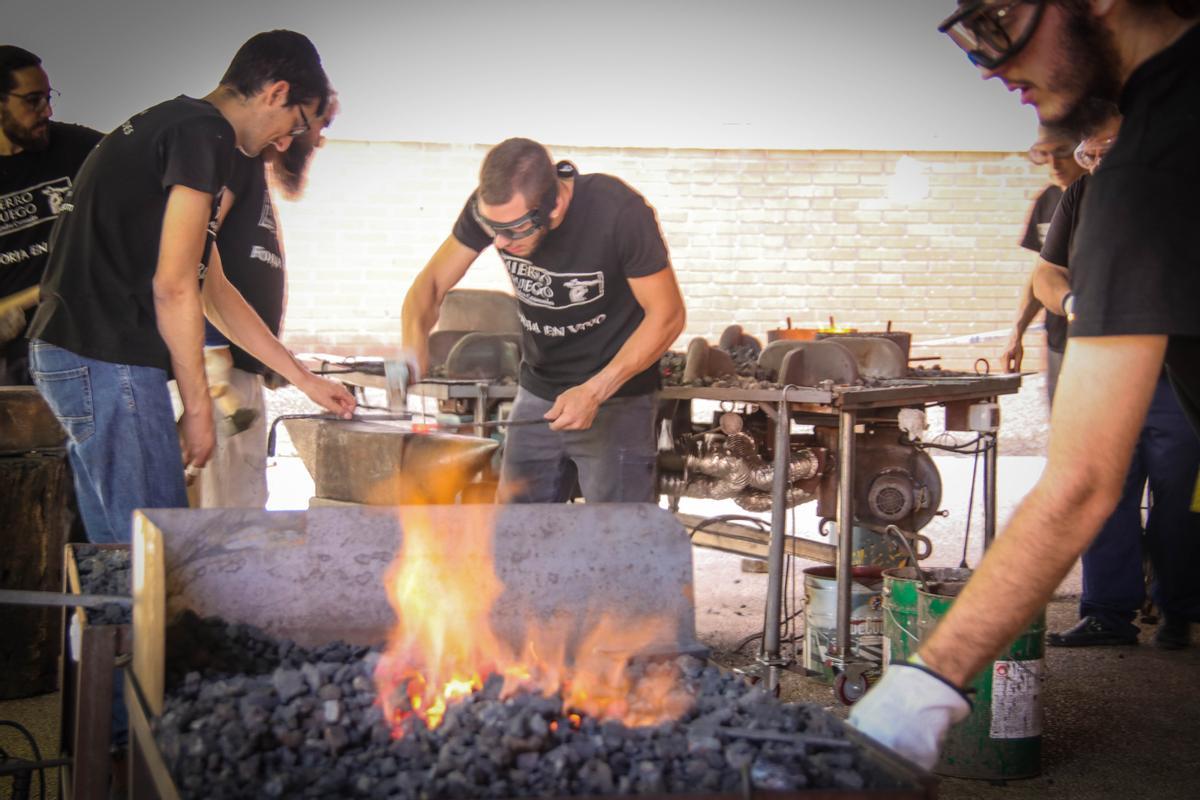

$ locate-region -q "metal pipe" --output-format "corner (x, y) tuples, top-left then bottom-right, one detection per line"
(836, 409), (856, 673)
(757, 394), (791, 691)
(983, 428), (998, 550)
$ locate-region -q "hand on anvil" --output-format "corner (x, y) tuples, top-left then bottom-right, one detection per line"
(545, 382), (603, 431)
(297, 371), (357, 419)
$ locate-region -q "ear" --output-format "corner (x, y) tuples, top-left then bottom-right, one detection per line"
(261, 80), (291, 108)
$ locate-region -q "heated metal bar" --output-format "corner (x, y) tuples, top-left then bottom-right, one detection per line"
(836, 409), (857, 670)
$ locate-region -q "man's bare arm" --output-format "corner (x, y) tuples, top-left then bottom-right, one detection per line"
(1031, 259), (1072, 315)
(919, 334), (1166, 685)
(153, 185), (216, 468)
(546, 266), (686, 431)
(1001, 261), (1046, 373)
(400, 235), (479, 372)
(202, 251), (355, 417)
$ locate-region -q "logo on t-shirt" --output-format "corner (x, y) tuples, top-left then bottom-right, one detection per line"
(0, 177), (73, 237)
(257, 188), (277, 233)
(502, 254), (604, 310)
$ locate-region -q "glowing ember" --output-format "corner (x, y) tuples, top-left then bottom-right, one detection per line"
(373, 503), (693, 737)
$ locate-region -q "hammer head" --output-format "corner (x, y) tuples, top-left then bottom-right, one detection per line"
(383, 358), (413, 412)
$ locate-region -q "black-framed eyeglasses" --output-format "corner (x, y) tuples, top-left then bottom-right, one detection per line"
(1074, 136), (1116, 172)
(1027, 143), (1076, 165)
(3, 88), (59, 112)
(288, 106), (310, 138)
(938, 0), (1046, 71)
(469, 194), (545, 242)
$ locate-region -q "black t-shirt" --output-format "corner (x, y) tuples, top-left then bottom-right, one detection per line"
(1021, 184), (1068, 352)
(452, 169), (671, 401)
(0, 122), (102, 299)
(1039, 176), (1086, 269)
(206, 153), (285, 374)
(1070, 23), (1200, 431)
(29, 97), (234, 369)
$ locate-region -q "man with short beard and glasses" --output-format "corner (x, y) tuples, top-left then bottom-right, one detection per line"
(27, 30), (355, 548)
(850, 0), (1200, 770)
(0, 46), (100, 385)
(194, 96), (339, 508)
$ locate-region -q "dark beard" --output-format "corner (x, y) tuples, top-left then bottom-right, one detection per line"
(0, 107), (49, 152)
(1045, 7), (1124, 136)
(272, 136), (315, 200)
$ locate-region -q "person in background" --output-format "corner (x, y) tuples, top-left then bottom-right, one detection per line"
(1000, 124), (1086, 399)
(0, 45), (100, 384)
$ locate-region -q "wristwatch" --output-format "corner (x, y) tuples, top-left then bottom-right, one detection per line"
(1062, 291), (1076, 322)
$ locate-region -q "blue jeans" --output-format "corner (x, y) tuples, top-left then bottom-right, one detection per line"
(1081, 375), (1200, 626)
(29, 339), (188, 544)
(499, 388), (658, 503)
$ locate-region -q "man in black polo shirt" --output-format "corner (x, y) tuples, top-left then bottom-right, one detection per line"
(0, 46), (100, 384)
(1001, 125), (1085, 396)
(27, 31), (354, 544)
(402, 138), (685, 503)
(851, 0), (1200, 768)
(196, 97), (337, 508)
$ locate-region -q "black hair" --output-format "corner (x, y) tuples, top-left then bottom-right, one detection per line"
(479, 138), (557, 214)
(0, 45), (42, 95)
(219, 30), (330, 115)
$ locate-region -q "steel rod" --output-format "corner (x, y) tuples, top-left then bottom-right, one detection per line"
(0, 589), (131, 609)
(757, 394), (792, 691)
(836, 409), (857, 673)
(983, 420), (998, 550)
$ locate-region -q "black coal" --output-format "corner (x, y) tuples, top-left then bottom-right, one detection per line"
(75, 544), (132, 625)
(153, 613), (905, 799)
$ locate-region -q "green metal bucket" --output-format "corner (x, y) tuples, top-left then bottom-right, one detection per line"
(880, 567), (972, 669)
(917, 583), (1046, 780)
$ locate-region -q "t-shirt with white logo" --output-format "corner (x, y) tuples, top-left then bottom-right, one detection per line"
(29, 96), (234, 369)
(452, 170), (670, 401)
(0, 122), (101, 298)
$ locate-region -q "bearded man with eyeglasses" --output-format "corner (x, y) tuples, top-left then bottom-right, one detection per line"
(0, 46), (101, 385)
(402, 138), (685, 504)
(850, 0), (1200, 771)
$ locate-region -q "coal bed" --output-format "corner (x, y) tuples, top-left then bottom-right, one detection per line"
(75, 543), (132, 625)
(154, 612), (916, 799)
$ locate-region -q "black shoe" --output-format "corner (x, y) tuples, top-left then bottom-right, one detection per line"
(1155, 617), (1191, 650)
(1048, 615), (1139, 647)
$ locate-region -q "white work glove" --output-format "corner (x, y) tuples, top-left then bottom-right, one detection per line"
(847, 660), (971, 770)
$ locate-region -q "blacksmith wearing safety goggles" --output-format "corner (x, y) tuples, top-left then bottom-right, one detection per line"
(469, 181), (559, 245)
(938, 0), (1047, 70)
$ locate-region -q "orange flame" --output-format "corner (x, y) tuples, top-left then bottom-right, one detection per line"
(373, 495), (693, 736)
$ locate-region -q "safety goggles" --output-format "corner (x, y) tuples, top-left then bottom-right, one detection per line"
(1074, 135), (1116, 171)
(287, 105), (311, 138)
(938, 0), (1046, 70)
(3, 88), (59, 112)
(1027, 143), (1076, 165)
(469, 194), (548, 242)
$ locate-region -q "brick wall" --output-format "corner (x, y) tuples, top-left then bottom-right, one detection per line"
(275, 142), (1051, 373)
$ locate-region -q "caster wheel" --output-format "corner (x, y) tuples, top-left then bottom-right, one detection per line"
(834, 671), (870, 706)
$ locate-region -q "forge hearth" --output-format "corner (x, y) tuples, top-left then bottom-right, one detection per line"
(150, 613), (929, 799)
(125, 505), (932, 799)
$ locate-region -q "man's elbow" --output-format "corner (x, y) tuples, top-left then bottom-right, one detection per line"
(1037, 464), (1125, 534)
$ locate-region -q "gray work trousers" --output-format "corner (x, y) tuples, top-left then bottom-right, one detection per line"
(498, 387), (658, 504)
